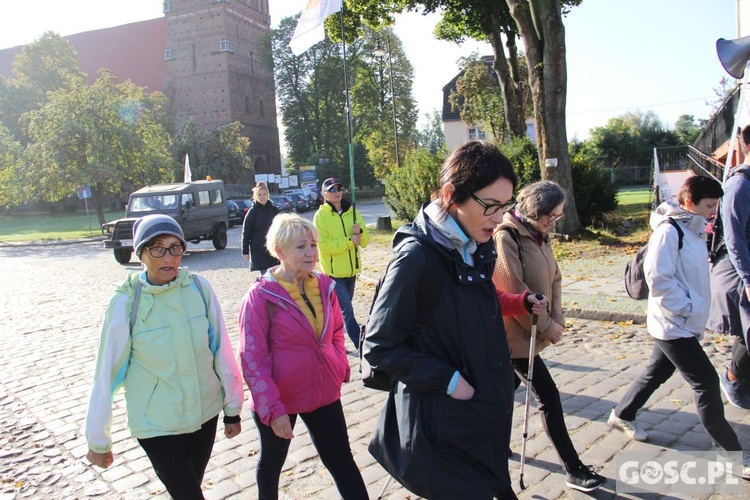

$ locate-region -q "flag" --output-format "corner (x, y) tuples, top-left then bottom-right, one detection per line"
(184, 154), (192, 183)
(289, 0), (342, 56)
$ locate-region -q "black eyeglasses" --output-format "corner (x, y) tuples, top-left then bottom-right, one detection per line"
(327, 187), (342, 193)
(545, 212), (565, 223)
(145, 244), (185, 258)
(468, 192), (518, 216)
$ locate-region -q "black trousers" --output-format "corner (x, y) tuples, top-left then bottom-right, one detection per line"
(730, 334), (750, 382)
(137, 415), (218, 500)
(512, 356), (583, 473)
(615, 337), (741, 451)
(252, 399), (368, 500)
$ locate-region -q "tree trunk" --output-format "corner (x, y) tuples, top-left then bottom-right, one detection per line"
(505, 0), (581, 234)
(93, 183), (106, 227)
(486, 25), (526, 139)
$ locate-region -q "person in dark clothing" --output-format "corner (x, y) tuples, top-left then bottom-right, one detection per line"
(242, 181), (280, 275)
(364, 141), (521, 500)
(709, 125), (750, 409)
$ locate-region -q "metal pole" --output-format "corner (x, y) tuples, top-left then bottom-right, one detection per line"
(386, 36), (400, 169)
(84, 196), (92, 236)
(339, 8), (356, 206)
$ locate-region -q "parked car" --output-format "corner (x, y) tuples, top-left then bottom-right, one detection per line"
(101, 180), (229, 264)
(226, 199), (243, 228)
(236, 199), (254, 217)
(270, 194), (295, 213)
(287, 193), (310, 212)
(309, 188), (324, 208)
(283, 188), (318, 208)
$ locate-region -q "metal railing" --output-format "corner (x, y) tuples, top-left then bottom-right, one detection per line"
(653, 145), (724, 181)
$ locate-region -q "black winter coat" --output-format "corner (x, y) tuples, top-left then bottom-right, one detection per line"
(364, 207), (515, 499)
(241, 201), (279, 271)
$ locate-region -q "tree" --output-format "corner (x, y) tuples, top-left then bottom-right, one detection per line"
(416, 109), (446, 154)
(385, 148), (445, 220)
(449, 55), (507, 142)
(673, 114), (703, 145)
(19, 71), (173, 225)
(342, 0), (584, 234)
(0, 32), (85, 143)
(172, 120), (253, 183)
(269, 17), (417, 185)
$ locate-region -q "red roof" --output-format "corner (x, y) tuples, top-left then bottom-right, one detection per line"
(0, 18), (167, 91)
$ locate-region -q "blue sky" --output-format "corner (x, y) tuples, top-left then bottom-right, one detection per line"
(0, 0), (740, 141)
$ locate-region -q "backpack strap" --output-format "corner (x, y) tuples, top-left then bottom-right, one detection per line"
(129, 275), (209, 334)
(500, 226), (523, 267)
(663, 217), (684, 250)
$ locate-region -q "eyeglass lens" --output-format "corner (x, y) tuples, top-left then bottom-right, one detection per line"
(483, 198), (517, 216)
(148, 245), (184, 258)
(327, 187), (341, 193)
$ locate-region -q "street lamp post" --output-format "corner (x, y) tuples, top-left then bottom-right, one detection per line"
(374, 36), (400, 169)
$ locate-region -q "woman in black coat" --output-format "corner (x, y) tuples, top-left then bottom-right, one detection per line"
(241, 181), (279, 274)
(364, 141), (520, 500)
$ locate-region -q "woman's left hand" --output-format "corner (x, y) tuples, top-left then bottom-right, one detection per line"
(224, 422), (241, 439)
(548, 323), (564, 344)
(270, 415), (294, 439)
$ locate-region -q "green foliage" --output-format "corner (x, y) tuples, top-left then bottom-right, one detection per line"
(501, 135), (540, 189)
(569, 146), (618, 227)
(384, 148), (445, 220)
(449, 55), (506, 142)
(415, 109), (446, 154)
(673, 114), (703, 145)
(172, 120), (253, 183)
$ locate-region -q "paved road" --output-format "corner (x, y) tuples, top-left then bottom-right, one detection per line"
(1, 227), (750, 499)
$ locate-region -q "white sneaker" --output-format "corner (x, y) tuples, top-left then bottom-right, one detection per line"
(607, 409), (648, 442)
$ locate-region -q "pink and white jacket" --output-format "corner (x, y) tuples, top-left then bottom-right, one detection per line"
(238, 271), (350, 426)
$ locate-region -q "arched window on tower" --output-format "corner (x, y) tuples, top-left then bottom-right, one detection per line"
(259, 99), (265, 116)
(245, 96), (252, 115)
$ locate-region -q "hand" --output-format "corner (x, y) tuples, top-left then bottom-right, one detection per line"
(745, 286), (750, 302)
(87, 450), (114, 469)
(450, 375), (475, 400)
(224, 422), (241, 439)
(351, 224), (361, 246)
(270, 415), (294, 439)
(527, 294), (548, 315)
(548, 323), (564, 344)
(243, 254), (249, 262)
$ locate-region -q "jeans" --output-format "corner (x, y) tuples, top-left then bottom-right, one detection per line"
(137, 415), (218, 500)
(332, 276), (359, 348)
(512, 356), (583, 473)
(615, 337), (741, 451)
(252, 400), (368, 500)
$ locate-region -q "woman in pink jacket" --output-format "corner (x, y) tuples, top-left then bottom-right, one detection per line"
(238, 213), (367, 500)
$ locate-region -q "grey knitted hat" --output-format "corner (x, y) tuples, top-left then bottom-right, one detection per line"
(132, 214), (187, 257)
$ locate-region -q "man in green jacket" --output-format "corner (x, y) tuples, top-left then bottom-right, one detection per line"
(313, 178), (371, 349)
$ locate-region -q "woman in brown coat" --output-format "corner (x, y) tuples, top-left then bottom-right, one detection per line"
(493, 180), (605, 493)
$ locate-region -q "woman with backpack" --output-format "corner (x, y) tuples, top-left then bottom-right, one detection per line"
(493, 180), (606, 492)
(363, 141), (523, 499)
(85, 215), (244, 499)
(606, 175), (750, 476)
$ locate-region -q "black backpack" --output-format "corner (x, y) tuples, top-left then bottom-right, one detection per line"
(624, 218), (684, 300)
(359, 239), (440, 391)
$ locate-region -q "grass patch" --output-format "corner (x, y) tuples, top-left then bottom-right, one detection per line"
(0, 210), (122, 242)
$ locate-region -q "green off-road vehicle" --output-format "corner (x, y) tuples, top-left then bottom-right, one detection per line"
(102, 180), (229, 264)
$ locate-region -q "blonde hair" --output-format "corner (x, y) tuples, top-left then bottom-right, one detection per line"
(266, 213), (318, 259)
(252, 181), (269, 202)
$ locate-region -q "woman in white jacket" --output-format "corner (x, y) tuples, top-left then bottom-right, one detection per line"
(608, 175), (750, 475)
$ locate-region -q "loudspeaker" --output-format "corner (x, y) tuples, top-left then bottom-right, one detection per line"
(717, 35), (750, 79)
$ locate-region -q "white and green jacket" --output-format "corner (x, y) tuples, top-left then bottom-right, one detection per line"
(85, 268), (244, 453)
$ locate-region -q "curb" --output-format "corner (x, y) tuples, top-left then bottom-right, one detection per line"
(563, 307), (646, 325)
(0, 236), (107, 247)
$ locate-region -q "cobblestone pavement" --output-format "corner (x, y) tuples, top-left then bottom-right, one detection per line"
(1, 228), (750, 499)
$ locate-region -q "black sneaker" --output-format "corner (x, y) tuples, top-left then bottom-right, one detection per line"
(565, 464), (606, 492)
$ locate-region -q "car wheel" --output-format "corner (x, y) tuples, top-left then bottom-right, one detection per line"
(114, 248), (132, 264)
(213, 225), (228, 250)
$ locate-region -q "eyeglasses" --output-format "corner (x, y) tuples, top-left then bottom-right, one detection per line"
(145, 244), (185, 258)
(468, 192), (518, 216)
(545, 212), (565, 223)
(327, 187), (342, 193)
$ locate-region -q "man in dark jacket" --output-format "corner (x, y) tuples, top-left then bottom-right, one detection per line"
(709, 125), (750, 410)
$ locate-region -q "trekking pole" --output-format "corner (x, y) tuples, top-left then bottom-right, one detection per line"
(376, 475), (392, 500)
(519, 312), (539, 491)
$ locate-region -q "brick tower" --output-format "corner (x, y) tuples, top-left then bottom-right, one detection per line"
(164, 0), (281, 178)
